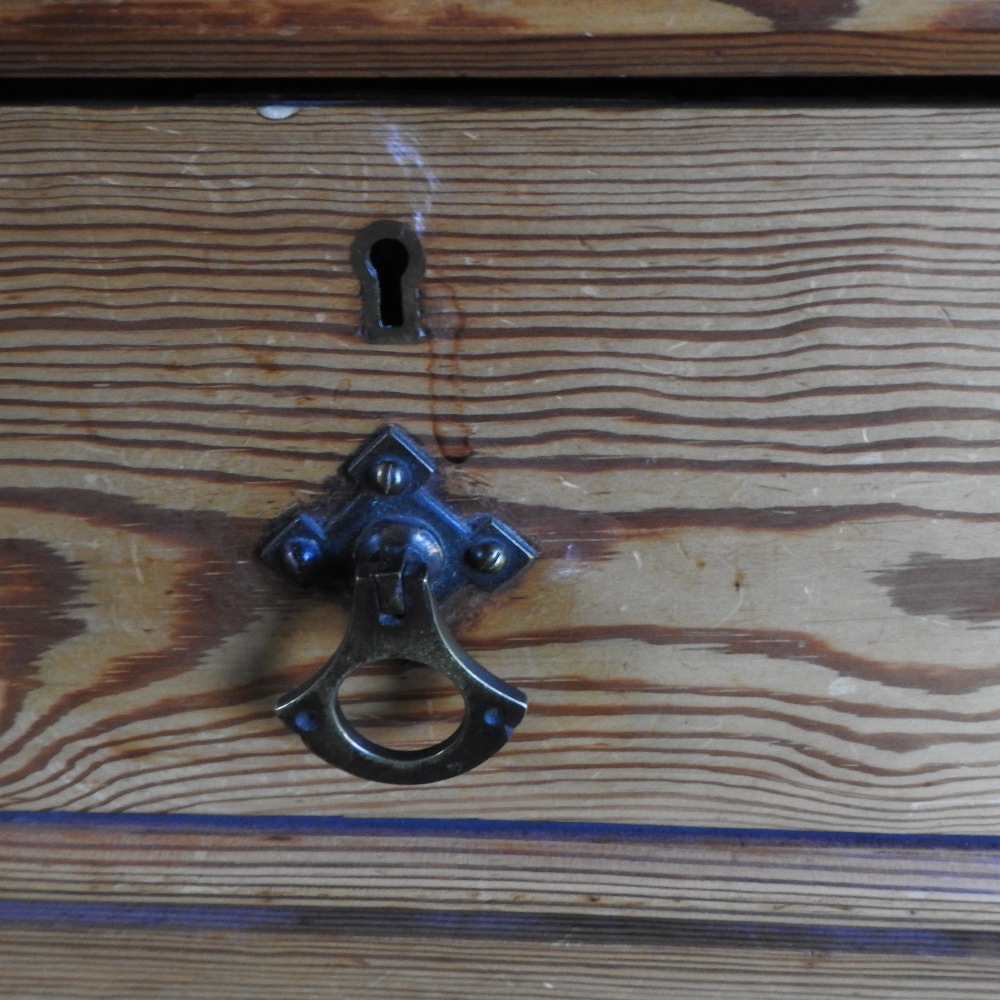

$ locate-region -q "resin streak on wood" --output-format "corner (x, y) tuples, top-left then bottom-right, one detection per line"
(2, 105), (1000, 833)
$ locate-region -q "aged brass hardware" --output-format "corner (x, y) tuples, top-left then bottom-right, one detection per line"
(351, 221), (425, 344)
(259, 425), (536, 784)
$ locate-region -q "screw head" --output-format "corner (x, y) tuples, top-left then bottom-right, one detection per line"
(293, 709), (320, 733)
(466, 540), (508, 575)
(369, 459), (409, 495)
(483, 707), (504, 727)
(281, 536), (322, 577)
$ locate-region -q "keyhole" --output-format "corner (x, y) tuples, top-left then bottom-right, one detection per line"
(351, 221), (426, 345)
(368, 238), (409, 328)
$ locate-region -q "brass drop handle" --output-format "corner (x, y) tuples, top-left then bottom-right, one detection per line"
(274, 559), (527, 785)
(259, 425), (536, 785)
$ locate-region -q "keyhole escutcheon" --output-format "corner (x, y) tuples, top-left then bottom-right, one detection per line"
(351, 221), (426, 344)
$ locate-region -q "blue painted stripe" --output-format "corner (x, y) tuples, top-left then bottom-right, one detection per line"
(2, 809), (1000, 851)
(4, 812), (1000, 957)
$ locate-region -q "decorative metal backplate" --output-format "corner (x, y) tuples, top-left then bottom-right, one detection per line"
(258, 424), (537, 784)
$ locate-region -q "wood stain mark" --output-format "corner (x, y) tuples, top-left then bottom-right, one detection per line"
(872, 552), (1000, 625)
(5, 0), (529, 37)
(477, 622), (1000, 697)
(0, 539), (88, 738)
(0, 488), (289, 784)
(0, 900), (992, 958)
(424, 3), (525, 31)
(932, 3), (1000, 29)
(422, 279), (473, 465)
(504, 501), (1000, 567)
(3, 0), (390, 37)
(722, 0), (859, 30)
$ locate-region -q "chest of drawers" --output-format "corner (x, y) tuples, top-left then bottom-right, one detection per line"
(6, 7), (1000, 995)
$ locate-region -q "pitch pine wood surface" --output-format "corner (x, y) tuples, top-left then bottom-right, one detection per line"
(5, 911), (1000, 999)
(3, 816), (1000, 932)
(8, 921), (1000, 999)
(3, 815), (1000, 999)
(3, 103), (1000, 837)
(6, 0), (1000, 76)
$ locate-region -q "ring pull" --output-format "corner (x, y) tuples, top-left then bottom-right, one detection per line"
(259, 425), (536, 785)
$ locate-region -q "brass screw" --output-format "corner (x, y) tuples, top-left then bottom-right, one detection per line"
(282, 537), (322, 576)
(370, 459), (409, 495)
(466, 540), (508, 574)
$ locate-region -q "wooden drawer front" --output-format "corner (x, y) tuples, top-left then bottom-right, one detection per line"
(2, 103), (1000, 835)
(6, 1), (1000, 76)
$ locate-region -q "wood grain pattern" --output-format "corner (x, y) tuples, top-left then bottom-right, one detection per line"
(9, 922), (1000, 999)
(3, 814), (1000, 998)
(4, 815), (1000, 932)
(6, 0), (1000, 76)
(3, 103), (1000, 833)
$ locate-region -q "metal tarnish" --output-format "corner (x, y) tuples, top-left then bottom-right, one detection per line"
(350, 220), (426, 345)
(259, 424), (536, 784)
